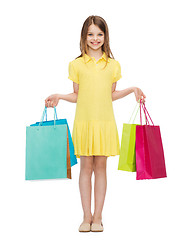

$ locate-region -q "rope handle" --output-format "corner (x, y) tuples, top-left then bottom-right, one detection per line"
(128, 99), (147, 124)
(140, 99), (154, 126)
(38, 106), (58, 128)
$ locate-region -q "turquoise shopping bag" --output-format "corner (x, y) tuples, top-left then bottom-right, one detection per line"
(25, 107), (68, 180)
(30, 107), (77, 167)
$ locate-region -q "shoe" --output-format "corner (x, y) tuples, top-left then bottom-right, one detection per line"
(78, 222), (91, 232)
(91, 222), (104, 232)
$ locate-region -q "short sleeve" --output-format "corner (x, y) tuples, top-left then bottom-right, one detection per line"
(113, 60), (122, 83)
(68, 61), (79, 84)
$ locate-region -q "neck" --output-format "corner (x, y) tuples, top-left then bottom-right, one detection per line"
(86, 47), (103, 59)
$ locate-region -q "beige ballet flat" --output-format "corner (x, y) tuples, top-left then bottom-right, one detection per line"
(78, 222), (91, 232)
(91, 222), (104, 232)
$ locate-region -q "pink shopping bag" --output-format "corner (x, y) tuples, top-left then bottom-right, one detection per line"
(135, 100), (167, 180)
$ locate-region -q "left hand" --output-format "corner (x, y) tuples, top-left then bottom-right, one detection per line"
(133, 87), (146, 103)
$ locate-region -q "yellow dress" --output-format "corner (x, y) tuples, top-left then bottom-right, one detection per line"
(68, 51), (122, 158)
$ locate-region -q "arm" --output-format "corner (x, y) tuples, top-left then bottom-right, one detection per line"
(112, 82), (135, 101)
(58, 82), (79, 103)
(112, 83), (146, 102)
(58, 93), (77, 103)
(45, 83), (79, 107)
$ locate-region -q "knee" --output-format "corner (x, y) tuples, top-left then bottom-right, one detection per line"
(93, 162), (106, 175)
(80, 157), (94, 176)
(82, 165), (93, 176)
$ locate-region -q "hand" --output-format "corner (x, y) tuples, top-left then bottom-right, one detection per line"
(133, 87), (146, 103)
(45, 94), (60, 108)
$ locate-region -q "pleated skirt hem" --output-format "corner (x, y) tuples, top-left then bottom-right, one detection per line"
(72, 120), (120, 159)
(74, 151), (120, 159)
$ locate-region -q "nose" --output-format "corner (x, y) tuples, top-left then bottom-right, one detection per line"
(93, 35), (98, 41)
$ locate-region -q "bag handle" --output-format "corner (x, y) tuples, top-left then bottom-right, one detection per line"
(128, 99), (147, 124)
(128, 100), (140, 124)
(142, 103), (154, 125)
(38, 106), (58, 128)
(140, 99), (154, 126)
(44, 106), (58, 121)
(140, 101), (149, 125)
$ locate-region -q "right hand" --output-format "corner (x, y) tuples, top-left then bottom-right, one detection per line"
(133, 87), (146, 103)
(45, 94), (60, 108)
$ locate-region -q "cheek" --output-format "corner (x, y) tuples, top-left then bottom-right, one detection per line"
(87, 36), (92, 42)
(100, 36), (104, 42)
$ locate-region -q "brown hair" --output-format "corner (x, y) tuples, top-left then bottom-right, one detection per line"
(76, 15), (115, 69)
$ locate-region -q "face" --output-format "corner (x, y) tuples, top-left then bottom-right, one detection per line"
(86, 24), (105, 51)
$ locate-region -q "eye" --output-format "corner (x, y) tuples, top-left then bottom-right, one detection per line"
(88, 33), (103, 36)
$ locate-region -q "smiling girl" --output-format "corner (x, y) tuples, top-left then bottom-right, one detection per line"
(45, 15), (146, 232)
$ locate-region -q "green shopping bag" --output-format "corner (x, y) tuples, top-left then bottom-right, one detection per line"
(118, 100), (142, 172)
(25, 107), (68, 180)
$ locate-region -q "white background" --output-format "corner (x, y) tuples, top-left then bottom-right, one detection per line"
(0, 0), (194, 239)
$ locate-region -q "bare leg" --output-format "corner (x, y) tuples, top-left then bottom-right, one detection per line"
(92, 156), (107, 224)
(79, 155), (94, 224)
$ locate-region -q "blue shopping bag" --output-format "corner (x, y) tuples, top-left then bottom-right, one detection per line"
(25, 106), (76, 180)
(30, 107), (77, 167)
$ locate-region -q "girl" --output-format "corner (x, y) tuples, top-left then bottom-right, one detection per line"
(45, 15), (146, 232)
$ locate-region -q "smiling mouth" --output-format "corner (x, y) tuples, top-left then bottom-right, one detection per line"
(91, 42), (100, 45)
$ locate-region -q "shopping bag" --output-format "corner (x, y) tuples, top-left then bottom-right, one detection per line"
(118, 101), (140, 172)
(135, 100), (167, 180)
(30, 106), (77, 167)
(66, 128), (71, 179)
(26, 107), (70, 180)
